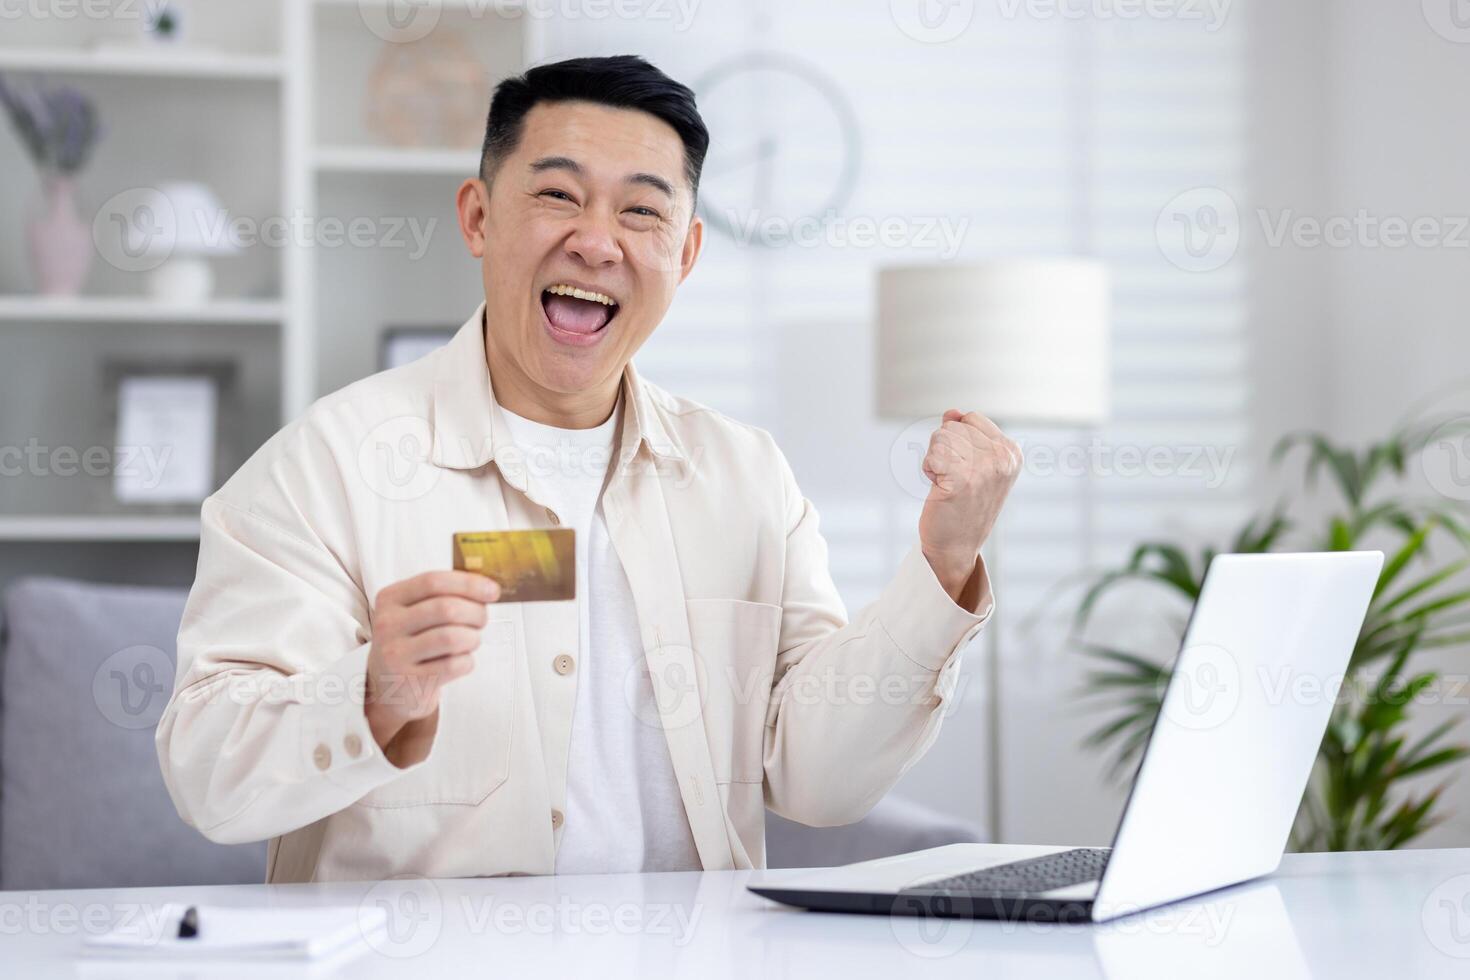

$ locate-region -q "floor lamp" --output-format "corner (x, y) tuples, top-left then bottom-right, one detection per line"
(876, 259), (1110, 842)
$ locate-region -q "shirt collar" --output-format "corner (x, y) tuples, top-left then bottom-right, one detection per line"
(429, 302), (687, 490)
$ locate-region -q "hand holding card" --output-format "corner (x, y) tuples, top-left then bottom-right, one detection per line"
(364, 569), (501, 766)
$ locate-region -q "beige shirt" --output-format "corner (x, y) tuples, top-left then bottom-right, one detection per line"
(155, 303), (994, 883)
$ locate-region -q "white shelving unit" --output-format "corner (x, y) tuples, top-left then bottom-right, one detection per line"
(0, 516), (202, 542)
(0, 1), (542, 542)
(0, 296), (283, 326)
(0, 45), (283, 81)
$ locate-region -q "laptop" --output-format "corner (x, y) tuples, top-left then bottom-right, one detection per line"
(749, 550), (1383, 924)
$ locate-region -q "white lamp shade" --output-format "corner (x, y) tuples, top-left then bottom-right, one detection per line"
(125, 182), (239, 258)
(876, 259), (1110, 426)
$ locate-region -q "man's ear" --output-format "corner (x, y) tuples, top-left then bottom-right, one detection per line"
(455, 177), (491, 257)
(678, 213), (704, 285)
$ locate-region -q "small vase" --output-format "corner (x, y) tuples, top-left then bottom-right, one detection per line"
(27, 174), (93, 297)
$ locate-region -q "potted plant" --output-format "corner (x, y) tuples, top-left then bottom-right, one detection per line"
(1069, 415), (1470, 850)
(0, 75), (103, 296)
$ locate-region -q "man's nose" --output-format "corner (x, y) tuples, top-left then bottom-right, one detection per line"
(563, 210), (623, 266)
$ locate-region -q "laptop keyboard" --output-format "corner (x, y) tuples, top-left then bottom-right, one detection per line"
(904, 847), (1111, 897)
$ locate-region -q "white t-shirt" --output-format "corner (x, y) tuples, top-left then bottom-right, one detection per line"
(498, 395), (702, 874)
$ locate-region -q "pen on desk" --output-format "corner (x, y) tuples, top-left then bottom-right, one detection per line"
(177, 905), (200, 939)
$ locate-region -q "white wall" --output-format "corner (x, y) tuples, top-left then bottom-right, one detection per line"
(923, 0), (1470, 849)
(1325, 1), (1470, 430)
(1320, 0), (1470, 847)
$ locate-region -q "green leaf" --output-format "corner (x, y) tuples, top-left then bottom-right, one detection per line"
(1372, 559), (1470, 617)
(1373, 522), (1436, 601)
(1397, 747), (1470, 780)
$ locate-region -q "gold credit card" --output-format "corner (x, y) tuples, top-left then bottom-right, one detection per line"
(453, 529), (575, 603)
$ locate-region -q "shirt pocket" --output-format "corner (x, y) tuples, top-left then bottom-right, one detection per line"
(684, 598), (781, 785)
(357, 619), (519, 807)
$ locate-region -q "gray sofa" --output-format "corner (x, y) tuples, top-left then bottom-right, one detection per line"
(0, 576), (980, 891)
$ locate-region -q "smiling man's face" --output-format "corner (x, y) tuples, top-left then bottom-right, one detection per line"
(457, 100), (704, 420)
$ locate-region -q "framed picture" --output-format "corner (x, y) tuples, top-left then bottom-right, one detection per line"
(102, 359), (238, 508)
(380, 326), (456, 372)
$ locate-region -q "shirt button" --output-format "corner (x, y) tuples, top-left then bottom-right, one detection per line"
(553, 653), (575, 675)
(551, 809), (565, 830)
(313, 744), (332, 771)
(344, 733), (364, 758)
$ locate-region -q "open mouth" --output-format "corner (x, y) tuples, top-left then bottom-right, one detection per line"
(540, 283), (620, 343)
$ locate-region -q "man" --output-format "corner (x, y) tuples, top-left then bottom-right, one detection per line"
(156, 55), (1020, 883)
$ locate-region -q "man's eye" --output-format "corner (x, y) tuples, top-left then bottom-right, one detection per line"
(540, 189), (574, 202)
(627, 207), (660, 219)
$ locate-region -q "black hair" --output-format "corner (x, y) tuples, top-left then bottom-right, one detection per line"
(479, 55), (709, 204)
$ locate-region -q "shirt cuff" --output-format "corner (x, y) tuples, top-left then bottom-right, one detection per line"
(876, 543), (995, 673)
(309, 642), (432, 798)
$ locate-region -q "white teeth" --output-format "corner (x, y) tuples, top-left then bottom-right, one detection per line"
(546, 284), (616, 307)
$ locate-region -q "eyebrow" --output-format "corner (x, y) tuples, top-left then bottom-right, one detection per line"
(627, 172), (675, 198)
(528, 156), (675, 199)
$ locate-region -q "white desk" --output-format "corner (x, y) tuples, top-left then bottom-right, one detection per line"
(3, 845), (1469, 978)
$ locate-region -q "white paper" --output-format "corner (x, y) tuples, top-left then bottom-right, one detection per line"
(113, 375), (217, 504)
(81, 903), (387, 961)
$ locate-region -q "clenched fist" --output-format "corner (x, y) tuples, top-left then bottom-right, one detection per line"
(364, 570), (500, 767)
(917, 408), (1022, 603)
